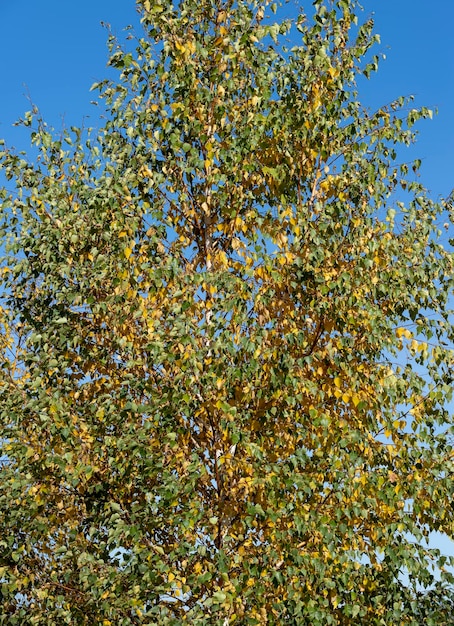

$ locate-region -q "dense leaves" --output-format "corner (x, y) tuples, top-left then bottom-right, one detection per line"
(0, 0), (453, 623)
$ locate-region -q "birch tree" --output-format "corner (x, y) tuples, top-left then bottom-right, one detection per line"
(1, 0), (453, 623)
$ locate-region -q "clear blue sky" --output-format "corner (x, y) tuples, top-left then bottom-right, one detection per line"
(359, 0), (454, 201)
(1, 0), (453, 563)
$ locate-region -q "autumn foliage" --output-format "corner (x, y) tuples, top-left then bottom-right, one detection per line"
(0, 0), (453, 624)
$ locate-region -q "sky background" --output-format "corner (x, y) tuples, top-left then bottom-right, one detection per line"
(1, 0), (453, 563)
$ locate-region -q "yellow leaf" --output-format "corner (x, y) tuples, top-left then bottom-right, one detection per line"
(168, 572), (175, 582)
(410, 339), (419, 352)
(124, 247), (132, 259)
(309, 149), (318, 161)
(396, 327), (412, 339)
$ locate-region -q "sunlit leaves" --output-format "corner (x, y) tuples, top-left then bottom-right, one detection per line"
(0, 0), (453, 624)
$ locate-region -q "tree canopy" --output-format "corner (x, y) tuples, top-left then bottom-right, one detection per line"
(0, 0), (453, 624)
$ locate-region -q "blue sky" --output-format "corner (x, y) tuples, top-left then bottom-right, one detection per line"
(359, 0), (454, 201)
(1, 0), (453, 564)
